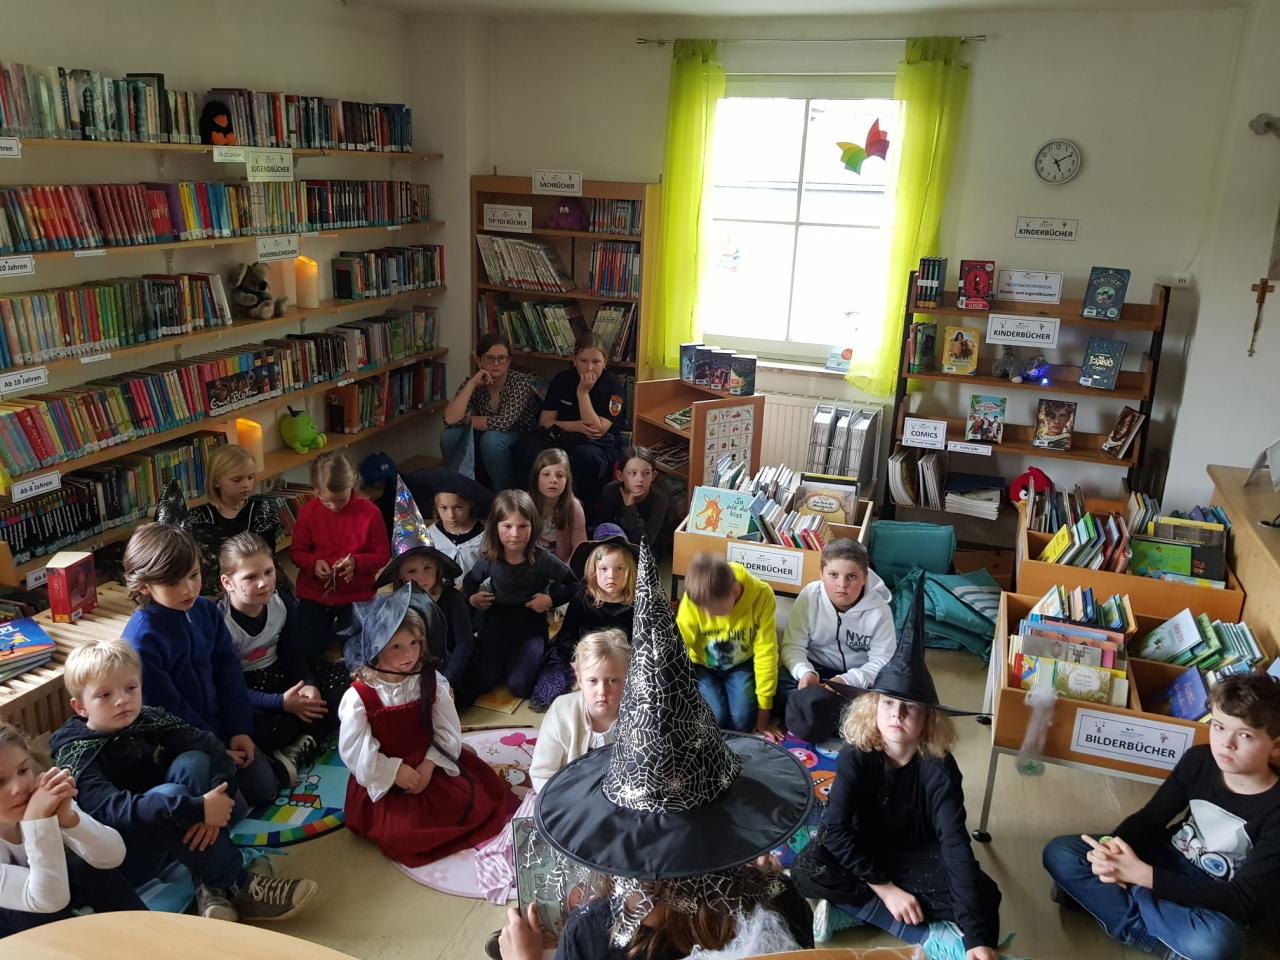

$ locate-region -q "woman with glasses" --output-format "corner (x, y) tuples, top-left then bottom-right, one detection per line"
(441, 334), (540, 492)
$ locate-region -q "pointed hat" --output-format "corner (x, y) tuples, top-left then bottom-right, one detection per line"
(535, 539), (812, 879)
(375, 477), (462, 587)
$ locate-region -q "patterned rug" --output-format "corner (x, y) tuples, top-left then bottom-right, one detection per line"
(395, 727), (536, 898)
(771, 735), (843, 867)
(231, 740), (349, 848)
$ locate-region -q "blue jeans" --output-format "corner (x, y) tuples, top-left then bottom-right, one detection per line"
(695, 662), (756, 732)
(121, 751), (247, 892)
(1043, 834), (1248, 960)
(440, 425), (523, 492)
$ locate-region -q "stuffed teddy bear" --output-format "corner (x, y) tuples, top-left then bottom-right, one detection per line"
(280, 406), (326, 455)
(546, 198), (587, 231)
(230, 262), (288, 320)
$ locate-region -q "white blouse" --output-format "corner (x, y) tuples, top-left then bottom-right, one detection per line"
(337, 672), (462, 803)
(427, 523), (485, 579)
(0, 803), (126, 914)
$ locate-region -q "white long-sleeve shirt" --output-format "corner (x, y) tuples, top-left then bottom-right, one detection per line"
(0, 803), (126, 914)
(528, 691), (616, 792)
(338, 672), (462, 803)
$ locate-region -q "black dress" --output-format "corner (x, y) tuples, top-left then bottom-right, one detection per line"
(188, 496), (292, 600)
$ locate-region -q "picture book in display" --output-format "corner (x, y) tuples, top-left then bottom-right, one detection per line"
(1134, 608), (1201, 661)
(679, 343), (702, 383)
(907, 322), (938, 374)
(0, 618), (57, 683)
(1102, 406), (1145, 459)
(941, 326), (979, 375)
(957, 259), (996, 310)
(693, 346), (715, 385)
(1032, 399), (1076, 450)
(1081, 266), (1132, 320)
(45, 551), (97, 624)
(688, 486), (757, 539)
(1079, 337), (1127, 390)
(795, 474), (861, 525)
(966, 395), (1006, 443)
(1155, 668), (1211, 721)
(729, 354), (757, 396)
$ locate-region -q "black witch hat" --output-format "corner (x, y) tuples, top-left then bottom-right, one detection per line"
(535, 539), (812, 880)
(859, 576), (985, 716)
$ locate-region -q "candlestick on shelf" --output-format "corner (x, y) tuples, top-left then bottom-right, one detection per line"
(267, 259), (298, 308)
(236, 418), (265, 472)
(295, 256), (320, 308)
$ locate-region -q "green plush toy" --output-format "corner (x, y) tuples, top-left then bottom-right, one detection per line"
(280, 405), (327, 455)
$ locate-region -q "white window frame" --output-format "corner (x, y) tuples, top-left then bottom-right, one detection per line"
(699, 74), (897, 364)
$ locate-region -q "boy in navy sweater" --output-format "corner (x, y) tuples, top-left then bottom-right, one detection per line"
(51, 639), (317, 922)
(1044, 673), (1280, 960)
(120, 522), (277, 805)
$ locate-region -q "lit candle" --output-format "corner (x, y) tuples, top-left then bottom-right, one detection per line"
(295, 255), (320, 309)
(235, 418), (265, 472)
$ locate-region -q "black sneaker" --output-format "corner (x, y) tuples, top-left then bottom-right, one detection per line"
(485, 929), (502, 960)
(275, 733), (321, 783)
(196, 882), (237, 922)
(235, 874), (318, 922)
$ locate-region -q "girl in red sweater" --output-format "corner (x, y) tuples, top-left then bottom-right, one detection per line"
(291, 452), (391, 673)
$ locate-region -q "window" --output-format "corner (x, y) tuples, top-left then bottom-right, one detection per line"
(698, 80), (899, 363)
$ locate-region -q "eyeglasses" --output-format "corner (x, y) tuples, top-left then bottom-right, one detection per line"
(481, 354), (510, 364)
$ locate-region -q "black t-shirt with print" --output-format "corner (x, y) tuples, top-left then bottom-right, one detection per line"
(541, 369), (626, 439)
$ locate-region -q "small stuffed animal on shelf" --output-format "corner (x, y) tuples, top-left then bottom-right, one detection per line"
(199, 100), (236, 145)
(280, 406), (327, 455)
(1008, 466), (1053, 507)
(230, 262), (289, 319)
(546, 198), (587, 230)
(991, 346), (1050, 384)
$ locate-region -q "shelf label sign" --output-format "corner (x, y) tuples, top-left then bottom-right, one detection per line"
(25, 567), (47, 590)
(947, 440), (993, 456)
(73, 249), (106, 258)
(482, 204), (533, 234)
(0, 255), (34, 278)
(256, 234), (300, 262)
(246, 147), (294, 182)
(212, 146), (247, 163)
(903, 417), (947, 450)
(1015, 216), (1078, 241)
(80, 352), (112, 364)
(0, 366), (48, 395)
(997, 269), (1063, 304)
(987, 313), (1060, 349)
(1070, 709), (1196, 771)
(12, 470), (61, 503)
(532, 169), (583, 196)
(726, 542), (804, 586)
(0, 137), (21, 159)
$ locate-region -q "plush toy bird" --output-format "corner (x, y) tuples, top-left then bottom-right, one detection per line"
(836, 119), (891, 174)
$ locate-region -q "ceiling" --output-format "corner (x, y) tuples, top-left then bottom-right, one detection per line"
(353, 0), (1239, 16)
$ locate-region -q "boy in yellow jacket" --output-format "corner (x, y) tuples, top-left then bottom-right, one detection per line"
(676, 554), (781, 739)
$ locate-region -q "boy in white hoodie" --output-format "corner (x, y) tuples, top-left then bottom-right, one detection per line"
(779, 539), (895, 742)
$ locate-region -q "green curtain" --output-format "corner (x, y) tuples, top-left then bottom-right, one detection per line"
(646, 40), (725, 372)
(846, 37), (969, 397)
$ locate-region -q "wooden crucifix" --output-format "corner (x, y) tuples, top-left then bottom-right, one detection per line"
(1249, 277), (1275, 356)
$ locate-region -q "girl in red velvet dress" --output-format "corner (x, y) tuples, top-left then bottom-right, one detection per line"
(337, 584), (518, 866)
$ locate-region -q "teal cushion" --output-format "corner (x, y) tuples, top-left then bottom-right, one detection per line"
(869, 521), (956, 589)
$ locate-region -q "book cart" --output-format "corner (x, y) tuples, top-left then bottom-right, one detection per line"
(975, 590), (1212, 843)
(883, 272), (1171, 544)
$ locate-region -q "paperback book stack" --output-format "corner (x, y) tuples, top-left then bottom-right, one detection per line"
(0, 618), (57, 684)
(586, 199), (642, 235)
(1032, 584), (1139, 635)
(1035, 507), (1134, 574)
(1134, 608), (1264, 676)
(906, 322), (938, 374)
(591, 304), (638, 363)
(912, 257), (949, 309)
(679, 344), (757, 396)
(331, 245), (445, 301)
(0, 273), (233, 370)
(474, 236), (575, 293)
(943, 473), (1003, 520)
(588, 242), (641, 298)
(647, 437), (689, 472)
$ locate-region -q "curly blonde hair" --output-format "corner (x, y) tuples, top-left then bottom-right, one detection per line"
(839, 692), (957, 760)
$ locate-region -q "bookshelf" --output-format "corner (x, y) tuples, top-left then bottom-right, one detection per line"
(14, 138), (444, 163)
(470, 175), (659, 385)
(884, 271), (1170, 538)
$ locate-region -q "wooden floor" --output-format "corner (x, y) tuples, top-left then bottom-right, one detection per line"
(256, 648), (1170, 960)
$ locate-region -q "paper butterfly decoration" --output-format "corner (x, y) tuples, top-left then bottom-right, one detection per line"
(836, 119), (891, 174)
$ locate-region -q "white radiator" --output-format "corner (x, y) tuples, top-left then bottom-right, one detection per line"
(759, 391), (885, 491)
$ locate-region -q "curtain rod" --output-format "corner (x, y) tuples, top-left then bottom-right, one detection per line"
(634, 35), (986, 45)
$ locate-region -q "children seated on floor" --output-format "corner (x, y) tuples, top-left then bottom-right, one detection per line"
(375, 477), (475, 708)
(780, 538), (896, 743)
(120, 520), (277, 805)
(1043, 673), (1280, 960)
(792, 580), (1002, 958)
(338, 585), (519, 867)
(0, 722), (144, 937)
(51, 640), (317, 922)
(530, 447), (588, 565)
(218, 532), (340, 787)
(677, 553), (780, 738)
(596, 445), (669, 547)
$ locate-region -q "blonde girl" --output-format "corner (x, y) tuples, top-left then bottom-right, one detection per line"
(529, 447), (587, 564)
(187, 443), (284, 597)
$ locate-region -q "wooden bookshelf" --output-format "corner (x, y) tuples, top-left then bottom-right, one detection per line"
(891, 410), (1138, 468)
(14, 138), (444, 163)
(476, 283), (639, 305)
(910, 289), (1165, 332)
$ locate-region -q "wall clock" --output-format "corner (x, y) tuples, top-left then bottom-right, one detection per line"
(1034, 139), (1082, 184)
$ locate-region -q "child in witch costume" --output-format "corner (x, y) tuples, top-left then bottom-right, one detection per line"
(791, 580), (1003, 958)
(338, 585), (519, 867)
(498, 540), (816, 960)
(403, 467), (494, 580)
(375, 477), (475, 707)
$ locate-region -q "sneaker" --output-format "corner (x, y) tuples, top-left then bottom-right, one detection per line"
(271, 749), (298, 789)
(275, 733), (321, 785)
(195, 883), (238, 922)
(922, 921), (967, 960)
(484, 929), (502, 960)
(812, 898), (863, 944)
(235, 874), (318, 922)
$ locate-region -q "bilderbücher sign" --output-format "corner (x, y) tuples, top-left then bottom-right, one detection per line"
(1070, 709), (1196, 771)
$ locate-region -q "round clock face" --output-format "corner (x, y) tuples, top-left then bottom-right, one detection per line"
(1034, 139), (1082, 184)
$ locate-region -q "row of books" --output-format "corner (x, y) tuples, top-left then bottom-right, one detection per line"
(914, 256), (1134, 321)
(475, 235), (574, 293)
(330, 244), (445, 301)
(587, 241), (641, 299)
(1033, 585), (1139, 635)
(2, 432), (227, 566)
(587, 199), (642, 236)
(647, 437), (689, 471)
(268, 484), (316, 539)
(1135, 608), (1263, 673)
(678, 343), (758, 397)
(0, 62), (414, 151)
(0, 273), (233, 370)
(475, 294), (638, 363)
(591, 304), (638, 363)
(328, 307), (440, 372)
(905, 321), (938, 374)
(913, 257), (949, 309)
(0, 179), (431, 254)
(689, 463), (862, 538)
(687, 481), (830, 550)
(324, 360), (446, 434)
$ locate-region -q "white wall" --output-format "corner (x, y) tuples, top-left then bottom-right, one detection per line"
(483, 7), (1254, 508)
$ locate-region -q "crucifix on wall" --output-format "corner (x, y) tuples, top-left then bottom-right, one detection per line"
(1249, 277), (1275, 357)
